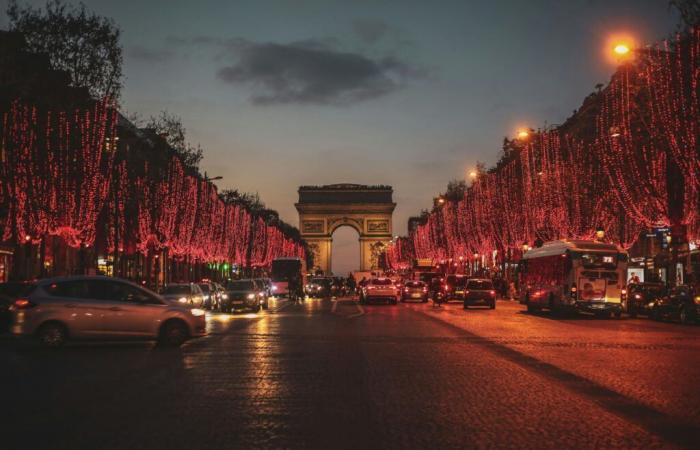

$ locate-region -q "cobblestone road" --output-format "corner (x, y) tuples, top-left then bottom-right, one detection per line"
(2, 297), (699, 449)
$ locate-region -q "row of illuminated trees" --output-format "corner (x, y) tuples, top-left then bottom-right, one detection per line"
(386, 29), (699, 279)
(0, 99), (307, 282)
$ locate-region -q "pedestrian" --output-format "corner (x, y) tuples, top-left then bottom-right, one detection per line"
(508, 281), (516, 301)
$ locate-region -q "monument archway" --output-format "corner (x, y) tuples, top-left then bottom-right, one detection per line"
(295, 184), (396, 275)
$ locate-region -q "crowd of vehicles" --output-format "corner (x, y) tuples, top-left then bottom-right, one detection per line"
(0, 241), (697, 348)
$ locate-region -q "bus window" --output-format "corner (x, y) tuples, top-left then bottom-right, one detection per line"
(578, 253), (618, 269)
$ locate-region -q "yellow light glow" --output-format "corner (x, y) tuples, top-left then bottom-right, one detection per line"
(613, 43), (630, 55)
(469, 170), (478, 178)
(517, 130), (529, 139)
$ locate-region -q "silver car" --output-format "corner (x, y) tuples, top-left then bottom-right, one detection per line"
(161, 283), (205, 307)
(10, 276), (207, 348)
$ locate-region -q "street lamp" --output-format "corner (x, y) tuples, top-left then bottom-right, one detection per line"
(468, 170), (478, 179)
(595, 228), (605, 241)
(517, 129), (529, 139)
(522, 242), (530, 252)
(613, 43), (631, 57)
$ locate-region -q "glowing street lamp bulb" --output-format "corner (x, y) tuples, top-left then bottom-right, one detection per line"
(469, 171), (478, 178)
(613, 43), (630, 56)
(517, 130), (529, 139)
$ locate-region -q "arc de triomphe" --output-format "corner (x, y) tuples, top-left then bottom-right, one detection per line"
(295, 184), (396, 275)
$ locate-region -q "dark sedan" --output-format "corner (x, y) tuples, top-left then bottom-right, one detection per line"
(463, 278), (496, 309)
(627, 282), (667, 318)
(650, 285), (699, 325)
(401, 281), (428, 302)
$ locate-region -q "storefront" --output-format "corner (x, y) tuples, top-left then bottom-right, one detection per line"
(0, 246), (14, 282)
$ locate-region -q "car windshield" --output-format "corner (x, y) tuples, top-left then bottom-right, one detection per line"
(162, 285), (190, 295)
(447, 276), (467, 287)
(406, 281), (424, 288)
(228, 281), (254, 290)
(371, 279), (393, 285)
(467, 280), (493, 290)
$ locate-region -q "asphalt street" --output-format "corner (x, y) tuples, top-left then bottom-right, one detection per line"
(2, 296), (699, 449)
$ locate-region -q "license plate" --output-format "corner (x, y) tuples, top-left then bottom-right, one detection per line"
(232, 300), (244, 305)
(411, 293), (422, 298)
(456, 291), (464, 295)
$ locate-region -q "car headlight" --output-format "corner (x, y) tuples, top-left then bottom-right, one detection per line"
(694, 296), (700, 305)
(272, 286), (277, 291)
(221, 294), (228, 299)
(190, 308), (206, 316)
(258, 292), (265, 297)
(247, 293), (255, 300)
(178, 297), (188, 303)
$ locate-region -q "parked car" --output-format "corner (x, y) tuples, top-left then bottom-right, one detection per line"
(223, 279), (267, 313)
(463, 278), (496, 309)
(401, 280), (428, 303)
(9, 276), (206, 348)
(161, 283), (205, 307)
(197, 282), (217, 310)
(650, 285), (699, 324)
(442, 274), (469, 302)
(360, 278), (399, 305)
(0, 281), (34, 334)
(627, 282), (667, 318)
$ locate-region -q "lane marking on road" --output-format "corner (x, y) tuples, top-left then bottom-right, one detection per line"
(409, 306), (700, 448)
(331, 297), (365, 318)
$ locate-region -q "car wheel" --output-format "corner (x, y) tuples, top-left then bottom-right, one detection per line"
(614, 310), (622, 319)
(628, 305), (637, 318)
(679, 306), (695, 325)
(490, 302), (496, 310)
(650, 307), (661, 321)
(37, 322), (68, 348)
(463, 303), (468, 310)
(158, 320), (189, 347)
(262, 301), (269, 310)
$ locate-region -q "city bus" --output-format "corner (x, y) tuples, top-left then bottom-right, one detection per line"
(518, 240), (628, 318)
(270, 257), (306, 297)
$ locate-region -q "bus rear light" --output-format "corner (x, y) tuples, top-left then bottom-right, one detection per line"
(489, 290), (496, 296)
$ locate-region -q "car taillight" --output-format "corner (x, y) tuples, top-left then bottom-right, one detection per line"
(404, 288), (409, 293)
(634, 294), (641, 299)
(464, 290), (470, 295)
(489, 290), (496, 296)
(422, 287), (428, 293)
(570, 286), (577, 299)
(12, 298), (35, 309)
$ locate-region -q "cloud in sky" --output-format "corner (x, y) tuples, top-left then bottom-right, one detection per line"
(352, 18), (390, 44)
(215, 39), (424, 105)
(128, 45), (174, 62)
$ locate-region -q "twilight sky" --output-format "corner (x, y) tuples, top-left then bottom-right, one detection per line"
(1, 0), (680, 274)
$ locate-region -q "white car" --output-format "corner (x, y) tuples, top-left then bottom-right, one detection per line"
(10, 276), (206, 348)
(361, 278), (400, 305)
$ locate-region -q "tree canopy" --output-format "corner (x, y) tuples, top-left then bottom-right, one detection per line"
(7, 0), (123, 100)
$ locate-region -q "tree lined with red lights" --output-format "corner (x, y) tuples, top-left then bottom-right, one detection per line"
(387, 28), (699, 269)
(1, 101), (306, 270)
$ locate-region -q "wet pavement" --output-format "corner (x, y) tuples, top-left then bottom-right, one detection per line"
(2, 296), (699, 449)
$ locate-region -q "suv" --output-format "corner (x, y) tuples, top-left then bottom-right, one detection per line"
(9, 276), (206, 348)
(223, 279), (267, 313)
(463, 278), (496, 309)
(361, 278), (399, 305)
(627, 282), (667, 318)
(161, 283), (205, 307)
